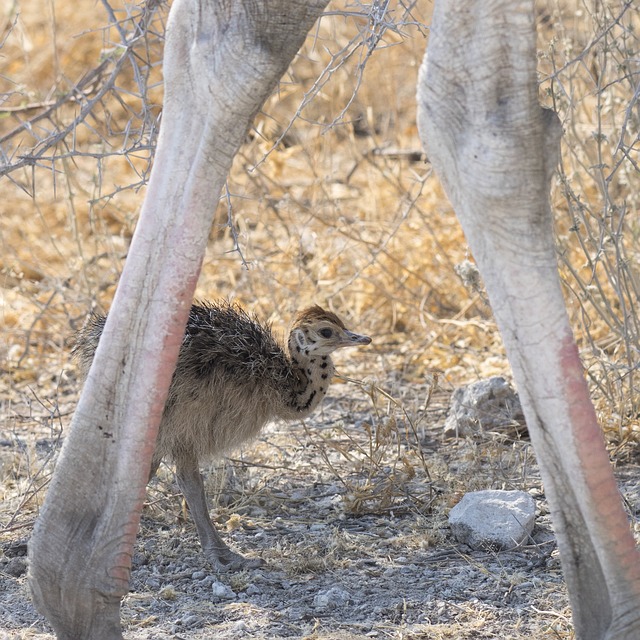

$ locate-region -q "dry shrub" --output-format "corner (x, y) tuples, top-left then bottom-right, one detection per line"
(304, 378), (437, 516)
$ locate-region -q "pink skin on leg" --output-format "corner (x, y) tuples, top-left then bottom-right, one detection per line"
(559, 335), (640, 603)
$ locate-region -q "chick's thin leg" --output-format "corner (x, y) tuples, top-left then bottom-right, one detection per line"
(175, 453), (263, 571)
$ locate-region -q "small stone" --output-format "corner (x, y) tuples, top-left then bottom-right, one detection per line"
(444, 376), (526, 438)
(131, 552), (148, 568)
(191, 570), (206, 581)
(313, 586), (351, 610)
(3, 540), (28, 558)
(145, 577), (161, 590)
(211, 581), (236, 600)
(449, 489), (536, 550)
(245, 583), (261, 596)
(180, 614), (201, 628)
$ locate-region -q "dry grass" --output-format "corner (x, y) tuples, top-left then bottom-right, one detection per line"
(1, 0), (639, 637)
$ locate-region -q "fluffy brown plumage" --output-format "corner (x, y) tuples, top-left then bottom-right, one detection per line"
(73, 300), (371, 570)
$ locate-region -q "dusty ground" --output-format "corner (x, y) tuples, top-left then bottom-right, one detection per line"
(4, 367), (639, 639)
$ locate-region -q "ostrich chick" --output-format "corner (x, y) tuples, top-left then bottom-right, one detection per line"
(73, 301), (371, 571)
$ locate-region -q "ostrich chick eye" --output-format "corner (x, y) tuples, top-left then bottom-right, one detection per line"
(319, 328), (333, 339)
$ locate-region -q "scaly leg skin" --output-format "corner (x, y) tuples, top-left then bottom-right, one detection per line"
(175, 455), (264, 572)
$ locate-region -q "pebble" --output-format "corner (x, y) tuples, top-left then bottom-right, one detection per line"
(444, 376), (525, 438)
(131, 552), (148, 568)
(211, 581), (237, 600)
(180, 614), (201, 628)
(313, 586), (351, 610)
(449, 489), (536, 550)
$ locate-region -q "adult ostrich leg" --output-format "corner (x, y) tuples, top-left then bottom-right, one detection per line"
(418, 1), (640, 638)
(27, 1), (328, 638)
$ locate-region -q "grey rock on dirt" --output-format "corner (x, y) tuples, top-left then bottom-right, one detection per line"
(211, 581), (237, 601)
(449, 489), (536, 550)
(444, 376), (526, 438)
(313, 586), (351, 610)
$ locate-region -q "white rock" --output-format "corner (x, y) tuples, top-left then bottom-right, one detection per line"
(313, 586), (351, 609)
(444, 376), (525, 438)
(211, 581), (237, 600)
(449, 489), (536, 550)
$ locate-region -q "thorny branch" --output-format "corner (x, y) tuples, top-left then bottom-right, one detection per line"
(0, 0), (165, 188)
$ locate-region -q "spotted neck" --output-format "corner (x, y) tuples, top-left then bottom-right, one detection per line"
(282, 334), (335, 417)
